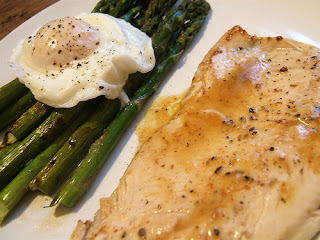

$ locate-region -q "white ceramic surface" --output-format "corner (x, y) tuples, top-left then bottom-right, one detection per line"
(0, 0), (319, 239)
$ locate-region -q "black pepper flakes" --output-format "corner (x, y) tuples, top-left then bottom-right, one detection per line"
(244, 175), (251, 181)
(249, 108), (256, 113)
(311, 62), (318, 69)
(214, 166), (223, 174)
(214, 228), (220, 236)
(138, 228), (146, 238)
(280, 66), (288, 72)
(251, 129), (258, 135)
(281, 197), (287, 203)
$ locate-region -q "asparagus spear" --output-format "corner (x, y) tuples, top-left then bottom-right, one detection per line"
(140, 0), (178, 35)
(0, 142), (20, 157)
(29, 99), (121, 195)
(0, 0), (157, 131)
(123, 0), (203, 100)
(0, 4), (146, 151)
(108, 0), (137, 17)
(91, 0), (116, 13)
(151, 1), (188, 58)
(0, 0), (161, 221)
(29, 0), (188, 195)
(123, 1), (188, 97)
(185, 0), (211, 19)
(0, 92), (36, 132)
(0, 98), (100, 190)
(93, 0), (140, 17)
(0, 0), (208, 215)
(1, 102), (53, 147)
(51, 4), (210, 207)
(0, 110), (89, 224)
(131, 11), (146, 29)
(0, 78), (29, 112)
(0, 0), (153, 190)
(120, 5), (143, 22)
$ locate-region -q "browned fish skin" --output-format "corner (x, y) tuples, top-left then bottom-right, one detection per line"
(72, 26), (320, 240)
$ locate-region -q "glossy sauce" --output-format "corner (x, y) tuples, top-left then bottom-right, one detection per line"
(135, 93), (186, 149)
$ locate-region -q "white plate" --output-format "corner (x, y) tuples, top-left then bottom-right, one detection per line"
(0, 0), (320, 239)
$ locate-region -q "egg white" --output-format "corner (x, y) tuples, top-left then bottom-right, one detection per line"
(10, 13), (155, 108)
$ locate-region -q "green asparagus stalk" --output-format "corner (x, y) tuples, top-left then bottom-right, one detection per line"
(0, 78), (29, 112)
(0, 109), (90, 224)
(0, 92), (36, 132)
(0, 1), (146, 148)
(0, 3), (145, 151)
(1, 102), (53, 147)
(0, 98), (100, 190)
(0, 0), (157, 191)
(140, 0), (178, 35)
(108, 0), (137, 17)
(123, 0), (203, 99)
(29, 99), (121, 195)
(0, 0), (163, 221)
(185, 0), (211, 19)
(92, 0), (116, 13)
(151, 1), (188, 58)
(93, 0), (139, 17)
(51, 5), (210, 207)
(131, 11), (146, 29)
(29, 0), (188, 196)
(0, 142), (20, 157)
(123, 0), (188, 96)
(120, 5), (143, 22)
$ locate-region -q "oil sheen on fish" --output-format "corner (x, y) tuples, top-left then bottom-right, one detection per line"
(71, 26), (320, 240)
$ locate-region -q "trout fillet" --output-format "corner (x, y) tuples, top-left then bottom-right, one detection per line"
(72, 26), (320, 240)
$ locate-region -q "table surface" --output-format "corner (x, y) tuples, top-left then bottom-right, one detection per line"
(0, 0), (60, 40)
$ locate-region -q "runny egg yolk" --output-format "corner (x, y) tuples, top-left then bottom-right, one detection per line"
(23, 17), (100, 70)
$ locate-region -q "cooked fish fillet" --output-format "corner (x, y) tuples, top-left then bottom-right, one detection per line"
(71, 25), (320, 240)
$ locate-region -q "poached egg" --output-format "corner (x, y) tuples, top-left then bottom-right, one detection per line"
(10, 13), (155, 108)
